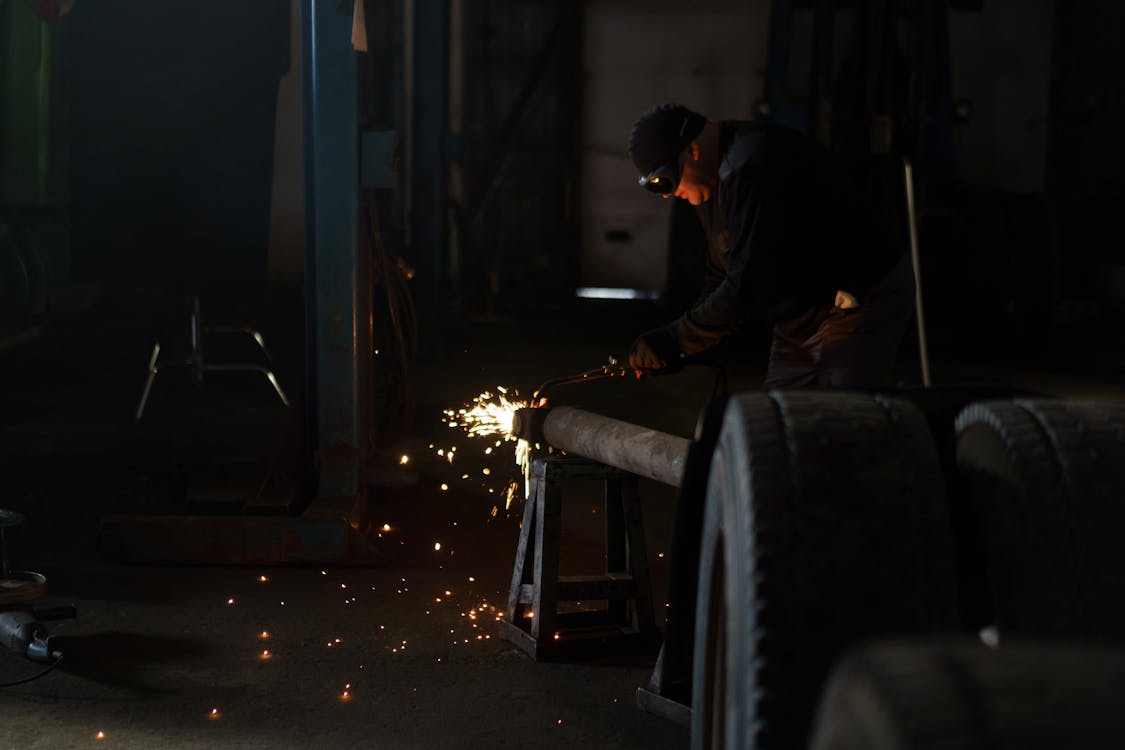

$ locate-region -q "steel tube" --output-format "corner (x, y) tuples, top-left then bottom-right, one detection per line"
(529, 407), (691, 487)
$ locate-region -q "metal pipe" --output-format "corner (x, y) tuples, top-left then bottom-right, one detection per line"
(904, 157), (932, 387)
(514, 407), (691, 488)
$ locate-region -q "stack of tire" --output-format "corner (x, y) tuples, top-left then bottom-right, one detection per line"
(687, 393), (1125, 749)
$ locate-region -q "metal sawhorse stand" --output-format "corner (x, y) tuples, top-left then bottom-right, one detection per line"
(499, 455), (658, 660)
(135, 296), (289, 421)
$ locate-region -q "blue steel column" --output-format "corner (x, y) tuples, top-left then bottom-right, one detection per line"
(411, 0), (450, 342)
(303, 0), (370, 499)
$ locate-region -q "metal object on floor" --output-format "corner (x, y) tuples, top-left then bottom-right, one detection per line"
(636, 396), (729, 727)
(0, 510), (75, 664)
(135, 296), (289, 421)
(500, 456), (658, 660)
(512, 406), (691, 488)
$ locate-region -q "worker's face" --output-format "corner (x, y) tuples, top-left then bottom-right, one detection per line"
(666, 142), (711, 206)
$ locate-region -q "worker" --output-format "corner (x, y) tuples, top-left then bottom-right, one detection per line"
(626, 104), (915, 388)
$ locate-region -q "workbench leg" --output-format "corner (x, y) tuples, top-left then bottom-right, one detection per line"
(531, 466), (561, 642)
(506, 468), (540, 622)
(606, 477), (627, 623)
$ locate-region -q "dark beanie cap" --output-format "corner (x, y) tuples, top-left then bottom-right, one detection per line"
(628, 104), (707, 175)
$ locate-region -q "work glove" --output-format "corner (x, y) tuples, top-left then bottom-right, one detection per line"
(628, 326), (682, 372)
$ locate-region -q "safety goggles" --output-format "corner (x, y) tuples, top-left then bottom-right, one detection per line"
(638, 157), (681, 195)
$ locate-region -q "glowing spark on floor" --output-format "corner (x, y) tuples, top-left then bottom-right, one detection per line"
(209, 708), (221, 720)
(434, 542), (442, 551)
(440, 483), (449, 492)
(400, 455), (410, 464)
(258, 631), (270, 640)
(96, 731), (106, 740)
(226, 598), (235, 606)
(260, 649), (272, 660)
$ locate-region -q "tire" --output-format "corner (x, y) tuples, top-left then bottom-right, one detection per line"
(955, 399), (1125, 638)
(877, 386), (1050, 631)
(809, 639), (1125, 750)
(691, 391), (960, 750)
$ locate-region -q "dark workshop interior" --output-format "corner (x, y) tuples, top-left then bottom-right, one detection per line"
(3, 1), (1125, 748)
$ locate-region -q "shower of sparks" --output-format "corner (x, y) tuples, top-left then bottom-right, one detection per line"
(445, 387), (527, 440)
(441, 386), (542, 517)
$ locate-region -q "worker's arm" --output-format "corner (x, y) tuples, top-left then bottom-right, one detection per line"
(668, 183), (764, 357)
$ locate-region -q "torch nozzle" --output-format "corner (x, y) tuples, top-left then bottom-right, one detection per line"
(530, 358), (636, 404)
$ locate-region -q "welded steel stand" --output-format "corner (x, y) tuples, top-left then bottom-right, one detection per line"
(100, 0), (382, 565)
(135, 296), (289, 422)
(499, 456), (657, 660)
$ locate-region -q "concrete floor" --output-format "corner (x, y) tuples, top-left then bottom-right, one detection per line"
(3, 295), (1125, 749)
(1, 299), (706, 750)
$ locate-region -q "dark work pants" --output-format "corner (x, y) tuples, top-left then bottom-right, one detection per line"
(764, 253), (916, 389)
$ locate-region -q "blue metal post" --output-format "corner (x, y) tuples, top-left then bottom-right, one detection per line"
(303, 0), (371, 500)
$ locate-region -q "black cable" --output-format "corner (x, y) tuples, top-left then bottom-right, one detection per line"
(364, 189), (417, 445)
(0, 652), (63, 688)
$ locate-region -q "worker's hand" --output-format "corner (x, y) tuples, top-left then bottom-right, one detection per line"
(628, 327), (680, 372)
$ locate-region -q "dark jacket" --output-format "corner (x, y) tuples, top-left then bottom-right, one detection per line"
(672, 121), (903, 356)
